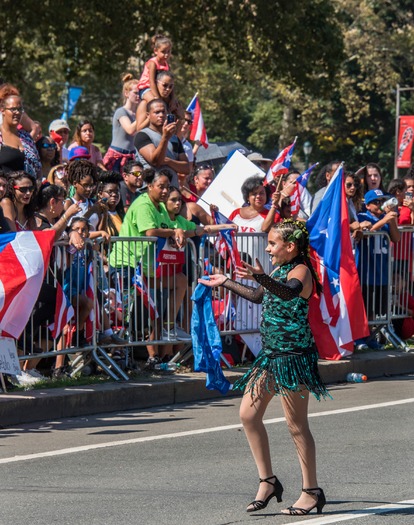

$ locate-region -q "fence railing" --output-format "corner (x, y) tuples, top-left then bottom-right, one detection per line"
(5, 226), (414, 389)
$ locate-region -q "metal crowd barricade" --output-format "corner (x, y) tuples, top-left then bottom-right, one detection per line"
(9, 234), (199, 387)
(16, 239), (127, 382)
(195, 232), (267, 363)
(358, 228), (413, 351)
(389, 226), (414, 351)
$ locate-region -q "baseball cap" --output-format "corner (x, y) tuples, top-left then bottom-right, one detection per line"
(364, 189), (389, 205)
(68, 146), (91, 161)
(247, 152), (273, 163)
(49, 119), (70, 133)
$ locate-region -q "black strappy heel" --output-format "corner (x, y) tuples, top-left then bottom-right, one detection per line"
(246, 475), (284, 512)
(281, 487), (326, 515)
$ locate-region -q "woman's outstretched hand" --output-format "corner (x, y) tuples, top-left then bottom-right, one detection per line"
(236, 258), (264, 280)
(198, 274), (227, 287)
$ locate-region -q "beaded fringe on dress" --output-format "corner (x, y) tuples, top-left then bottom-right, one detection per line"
(233, 351), (332, 401)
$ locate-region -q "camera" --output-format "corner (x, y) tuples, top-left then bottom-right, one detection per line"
(405, 192), (413, 200)
(166, 114), (176, 124)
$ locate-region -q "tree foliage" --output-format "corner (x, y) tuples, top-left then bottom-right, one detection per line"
(2, 0), (413, 177)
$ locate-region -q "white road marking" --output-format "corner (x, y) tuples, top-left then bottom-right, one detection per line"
(282, 499), (414, 524)
(0, 397), (413, 465)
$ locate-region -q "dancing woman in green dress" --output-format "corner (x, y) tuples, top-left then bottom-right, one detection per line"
(199, 220), (331, 516)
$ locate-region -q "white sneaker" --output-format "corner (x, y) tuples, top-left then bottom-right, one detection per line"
(25, 369), (47, 381)
(10, 371), (42, 387)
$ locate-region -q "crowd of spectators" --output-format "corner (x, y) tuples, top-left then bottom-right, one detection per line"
(1, 39), (414, 386)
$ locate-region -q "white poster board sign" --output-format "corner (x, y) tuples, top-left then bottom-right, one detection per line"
(198, 151), (265, 218)
(0, 337), (21, 375)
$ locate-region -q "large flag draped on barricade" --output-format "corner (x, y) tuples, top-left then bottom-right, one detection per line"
(0, 231), (55, 339)
(264, 137), (297, 185)
(306, 164), (369, 360)
(191, 280), (231, 394)
(186, 93), (209, 148)
(290, 162), (318, 217)
(212, 210), (242, 270)
(48, 282), (74, 339)
(133, 264), (159, 321)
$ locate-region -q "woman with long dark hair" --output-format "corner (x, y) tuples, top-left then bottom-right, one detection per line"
(69, 120), (106, 170)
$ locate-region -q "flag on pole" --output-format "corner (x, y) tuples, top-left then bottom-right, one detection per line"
(48, 282), (74, 339)
(306, 164), (369, 360)
(186, 93), (209, 148)
(133, 264), (159, 321)
(0, 231), (55, 339)
(290, 162), (318, 216)
(264, 137), (297, 185)
(212, 210), (242, 270)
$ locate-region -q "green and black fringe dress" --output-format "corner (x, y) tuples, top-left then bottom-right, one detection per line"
(225, 259), (331, 401)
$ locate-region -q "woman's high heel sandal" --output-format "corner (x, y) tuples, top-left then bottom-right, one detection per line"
(281, 487), (326, 515)
(246, 475), (284, 512)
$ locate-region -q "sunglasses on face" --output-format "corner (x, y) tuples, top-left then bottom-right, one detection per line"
(345, 182), (356, 188)
(42, 142), (57, 149)
(184, 119), (193, 125)
(370, 199), (383, 206)
(128, 171), (143, 177)
(14, 186), (35, 194)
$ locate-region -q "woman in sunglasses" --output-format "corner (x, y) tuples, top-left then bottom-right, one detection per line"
(36, 136), (59, 179)
(0, 170), (38, 231)
(135, 70), (182, 132)
(0, 84), (41, 180)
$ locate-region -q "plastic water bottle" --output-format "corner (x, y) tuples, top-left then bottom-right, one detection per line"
(346, 372), (367, 383)
(381, 197), (398, 211)
(154, 362), (179, 372)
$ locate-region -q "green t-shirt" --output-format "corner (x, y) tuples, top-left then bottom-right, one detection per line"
(109, 192), (174, 275)
(170, 214), (197, 232)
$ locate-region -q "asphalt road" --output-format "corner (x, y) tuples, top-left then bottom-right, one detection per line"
(0, 375), (413, 525)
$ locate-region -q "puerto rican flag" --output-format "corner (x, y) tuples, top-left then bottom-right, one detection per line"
(290, 162), (318, 216)
(85, 262), (101, 341)
(133, 264), (159, 321)
(48, 282), (74, 339)
(0, 231), (55, 339)
(264, 137), (297, 185)
(307, 164), (369, 360)
(187, 93), (209, 149)
(212, 210), (241, 270)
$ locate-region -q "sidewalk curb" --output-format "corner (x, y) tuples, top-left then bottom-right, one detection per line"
(1, 350), (413, 427)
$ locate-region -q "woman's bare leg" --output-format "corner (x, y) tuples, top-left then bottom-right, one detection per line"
(239, 382), (278, 505)
(280, 389), (319, 512)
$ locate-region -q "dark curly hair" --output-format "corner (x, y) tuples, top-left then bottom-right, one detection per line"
(5, 170), (37, 220)
(36, 182), (66, 210)
(67, 159), (97, 186)
(241, 175), (270, 204)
